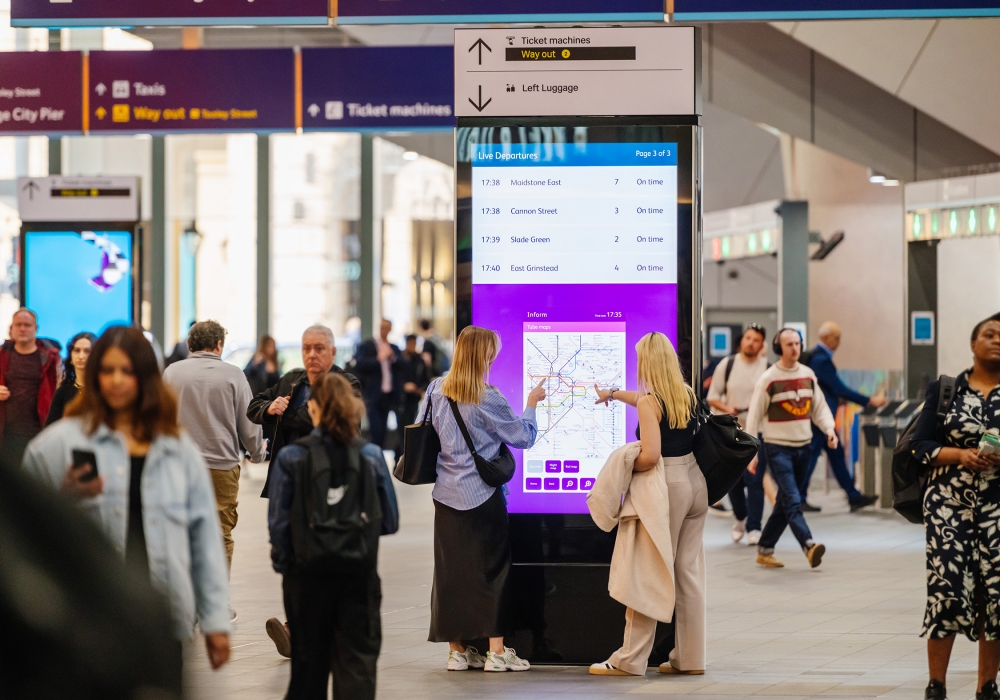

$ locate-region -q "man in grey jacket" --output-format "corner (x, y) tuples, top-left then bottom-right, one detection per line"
(164, 320), (266, 579)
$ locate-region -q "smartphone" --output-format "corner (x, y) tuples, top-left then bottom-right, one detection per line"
(72, 449), (99, 482)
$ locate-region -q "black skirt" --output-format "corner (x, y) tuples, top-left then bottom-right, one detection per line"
(428, 488), (511, 642)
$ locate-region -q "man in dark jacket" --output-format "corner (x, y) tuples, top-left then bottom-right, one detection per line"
(0, 308), (60, 469)
(247, 324), (360, 500)
(397, 334), (430, 429)
(353, 319), (402, 448)
(803, 321), (886, 512)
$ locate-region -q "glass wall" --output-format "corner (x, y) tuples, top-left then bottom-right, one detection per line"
(165, 134), (257, 352)
(375, 137), (454, 348)
(271, 132), (360, 364)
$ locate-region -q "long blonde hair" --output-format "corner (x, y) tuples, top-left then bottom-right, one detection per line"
(635, 332), (695, 429)
(440, 326), (498, 405)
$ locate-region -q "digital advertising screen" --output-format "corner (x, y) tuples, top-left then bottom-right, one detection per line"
(457, 124), (694, 515)
(23, 229), (135, 348)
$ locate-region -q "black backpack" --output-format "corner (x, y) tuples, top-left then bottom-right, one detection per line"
(891, 376), (956, 524)
(290, 434), (382, 573)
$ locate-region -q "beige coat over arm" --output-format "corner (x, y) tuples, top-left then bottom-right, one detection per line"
(587, 441), (675, 623)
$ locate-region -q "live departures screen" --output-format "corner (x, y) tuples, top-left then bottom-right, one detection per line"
(457, 124), (694, 515)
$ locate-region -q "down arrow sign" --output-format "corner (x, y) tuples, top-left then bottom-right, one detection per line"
(468, 85), (492, 113)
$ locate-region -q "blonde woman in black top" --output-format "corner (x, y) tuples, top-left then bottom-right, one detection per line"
(591, 331), (708, 676)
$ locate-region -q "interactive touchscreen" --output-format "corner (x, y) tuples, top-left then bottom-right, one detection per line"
(24, 230), (134, 347)
(468, 138), (681, 514)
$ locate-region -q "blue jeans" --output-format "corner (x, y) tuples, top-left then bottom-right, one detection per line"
(759, 443), (814, 551)
(728, 440), (768, 531)
(803, 425), (863, 504)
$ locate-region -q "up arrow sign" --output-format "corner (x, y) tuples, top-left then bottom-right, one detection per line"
(95, 83), (107, 96)
(469, 38), (491, 65)
(21, 180), (40, 200)
(307, 103), (320, 117)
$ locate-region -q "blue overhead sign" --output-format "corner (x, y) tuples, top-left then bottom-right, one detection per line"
(673, 0), (1000, 20)
(336, 0), (663, 24)
(301, 46), (454, 130)
(11, 0), (328, 27)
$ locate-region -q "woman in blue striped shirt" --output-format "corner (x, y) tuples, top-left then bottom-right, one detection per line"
(426, 325), (546, 673)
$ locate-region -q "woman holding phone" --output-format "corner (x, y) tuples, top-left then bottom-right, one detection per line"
(23, 325), (232, 669)
(426, 325), (545, 673)
(910, 313), (1000, 700)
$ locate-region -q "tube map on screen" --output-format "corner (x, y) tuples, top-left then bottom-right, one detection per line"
(470, 140), (679, 514)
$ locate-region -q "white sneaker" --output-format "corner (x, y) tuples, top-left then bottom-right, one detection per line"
(466, 646), (486, 669)
(484, 647), (531, 672)
(731, 518), (747, 544)
(447, 650), (470, 671)
(747, 530), (761, 546)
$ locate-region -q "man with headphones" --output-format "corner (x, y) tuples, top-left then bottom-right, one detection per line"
(744, 327), (838, 569)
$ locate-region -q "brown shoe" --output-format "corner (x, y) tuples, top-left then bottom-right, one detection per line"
(266, 617), (291, 658)
(806, 543), (826, 568)
(659, 663), (705, 675)
(756, 552), (784, 568)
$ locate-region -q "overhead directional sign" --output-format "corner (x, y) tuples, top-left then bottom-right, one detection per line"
(18, 176), (140, 222)
(88, 49), (296, 133)
(0, 52), (82, 134)
(673, 0), (1000, 20)
(301, 46), (454, 130)
(11, 0), (329, 27)
(454, 27), (698, 118)
(337, 0), (663, 24)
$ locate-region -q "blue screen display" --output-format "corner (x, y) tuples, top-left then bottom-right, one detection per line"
(24, 230), (134, 348)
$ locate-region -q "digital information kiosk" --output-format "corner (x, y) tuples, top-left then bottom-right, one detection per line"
(17, 176), (140, 346)
(454, 26), (701, 664)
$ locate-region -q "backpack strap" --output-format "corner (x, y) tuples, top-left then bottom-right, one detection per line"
(722, 354), (736, 398)
(936, 375), (956, 418)
(447, 398), (480, 458)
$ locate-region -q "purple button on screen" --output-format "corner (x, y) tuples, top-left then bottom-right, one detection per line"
(525, 478), (542, 491)
(563, 460), (580, 473)
(545, 460), (561, 473)
(543, 478), (560, 490)
(580, 478), (596, 491)
(562, 477), (578, 490)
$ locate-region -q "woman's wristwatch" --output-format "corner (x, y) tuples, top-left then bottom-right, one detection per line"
(609, 388), (617, 401)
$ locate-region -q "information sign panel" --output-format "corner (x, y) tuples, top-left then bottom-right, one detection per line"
(18, 176), (139, 223)
(301, 47), (454, 130)
(461, 128), (692, 515)
(454, 27), (697, 118)
(337, 0), (662, 24)
(0, 52), (82, 134)
(673, 0), (1000, 20)
(12, 0), (329, 27)
(88, 49), (296, 133)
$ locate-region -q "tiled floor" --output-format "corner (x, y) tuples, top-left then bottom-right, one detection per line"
(185, 467), (977, 699)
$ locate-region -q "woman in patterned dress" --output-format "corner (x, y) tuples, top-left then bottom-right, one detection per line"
(912, 313), (1000, 700)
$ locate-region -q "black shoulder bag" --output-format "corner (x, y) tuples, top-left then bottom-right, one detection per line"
(892, 375), (956, 524)
(692, 398), (761, 505)
(393, 395), (440, 485)
(448, 398), (516, 488)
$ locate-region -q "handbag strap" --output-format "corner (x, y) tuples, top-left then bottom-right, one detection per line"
(447, 398), (479, 457)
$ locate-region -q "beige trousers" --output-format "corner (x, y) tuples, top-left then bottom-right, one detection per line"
(209, 464), (240, 569)
(608, 454), (708, 675)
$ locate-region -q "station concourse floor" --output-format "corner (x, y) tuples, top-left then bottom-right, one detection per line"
(185, 463), (973, 700)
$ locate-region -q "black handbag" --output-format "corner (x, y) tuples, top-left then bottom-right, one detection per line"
(393, 396), (440, 485)
(692, 400), (761, 504)
(448, 398), (516, 488)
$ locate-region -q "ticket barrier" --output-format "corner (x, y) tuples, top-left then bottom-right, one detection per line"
(858, 404), (881, 498)
(870, 401), (923, 508)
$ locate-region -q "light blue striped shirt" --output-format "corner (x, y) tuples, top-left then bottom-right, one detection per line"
(427, 377), (538, 510)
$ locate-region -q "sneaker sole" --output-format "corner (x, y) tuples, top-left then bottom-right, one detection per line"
(447, 664), (470, 671)
(659, 665), (704, 675)
(756, 558), (784, 568)
(484, 665), (507, 673)
(590, 667), (631, 676)
(265, 618), (291, 659)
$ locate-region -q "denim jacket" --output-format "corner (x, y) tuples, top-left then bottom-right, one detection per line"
(22, 417), (231, 640)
